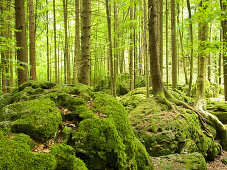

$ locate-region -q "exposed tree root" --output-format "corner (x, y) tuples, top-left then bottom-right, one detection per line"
(154, 89), (227, 150)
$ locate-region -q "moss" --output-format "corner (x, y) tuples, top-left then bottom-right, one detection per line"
(221, 158), (227, 165)
(70, 83), (94, 100)
(73, 118), (127, 169)
(153, 152), (207, 170)
(0, 131), (57, 169)
(1, 98), (62, 142)
(50, 144), (87, 170)
(125, 90), (221, 160)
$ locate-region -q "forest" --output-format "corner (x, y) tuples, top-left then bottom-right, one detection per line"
(0, 0), (227, 169)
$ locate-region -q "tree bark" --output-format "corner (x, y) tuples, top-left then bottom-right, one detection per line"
(171, 0), (177, 89)
(159, 0), (163, 76)
(53, 0), (58, 84)
(129, 0), (134, 91)
(78, 0), (91, 85)
(29, 0), (37, 81)
(15, 0), (28, 86)
(73, 0), (80, 84)
(166, 0), (169, 89)
(46, 0), (49, 82)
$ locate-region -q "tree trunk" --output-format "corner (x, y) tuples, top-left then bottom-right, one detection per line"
(78, 0), (91, 85)
(220, 1), (227, 101)
(46, 0), (49, 82)
(29, 0), (37, 81)
(171, 0), (177, 89)
(15, 0), (28, 86)
(53, 0), (58, 84)
(63, 0), (70, 84)
(129, 0), (134, 91)
(208, 23), (212, 82)
(148, 0), (165, 96)
(143, 0), (149, 98)
(219, 29), (222, 85)
(159, 0), (163, 76)
(187, 0), (194, 96)
(166, 0), (169, 89)
(73, 0), (80, 84)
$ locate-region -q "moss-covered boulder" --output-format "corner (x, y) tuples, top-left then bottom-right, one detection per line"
(0, 98), (62, 142)
(72, 92), (153, 169)
(0, 131), (57, 169)
(50, 144), (87, 170)
(121, 88), (221, 161)
(152, 152), (207, 170)
(207, 100), (227, 124)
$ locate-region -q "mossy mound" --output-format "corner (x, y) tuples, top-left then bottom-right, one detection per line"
(0, 98), (62, 142)
(0, 81), (153, 169)
(207, 100), (227, 124)
(0, 131), (57, 169)
(121, 89), (221, 160)
(152, 152), (207, 170)
(72, 92), (153, 169)
(50, 144), (87, 170)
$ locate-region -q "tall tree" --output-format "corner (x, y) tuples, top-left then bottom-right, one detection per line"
(105, 0), (115, 97)
(15, 0), (28, 85)
(143, 0), (149, 98)
(46, 0), (49, 81)
(187, 0), (194, 96)
(63, 0), (70, 84)
(29, 0), (37, 81)
(166, 0), (169, 89)
(220, 0), (227, 101)
(171, 0), (177, 89)
(78, 0), (91, 85)
(196, 0), (208, 101)
(73, 0), (80, 83)
(129, 0), (134, 91)
(53, 0), (58, 84)
(159, 0), (163, 76)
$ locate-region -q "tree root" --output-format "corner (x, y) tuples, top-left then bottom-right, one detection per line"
(154, 89), (227, 150)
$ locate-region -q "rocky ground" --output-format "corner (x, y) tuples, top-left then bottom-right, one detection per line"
(207, 150), (227, 169)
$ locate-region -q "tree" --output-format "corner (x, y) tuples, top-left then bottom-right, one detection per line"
(53, 0), (58, 84)
(78, 0), (91, 85)
(63, 0), (70, 84)
(15, 0), (27, 86)
(29, 0), (37, 81)
(129, 0), (134, 91)
(220, 0), (227, 101)
(171, 0), (177, 89)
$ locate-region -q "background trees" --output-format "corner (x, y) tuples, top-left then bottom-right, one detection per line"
(0, 0), (226, 100)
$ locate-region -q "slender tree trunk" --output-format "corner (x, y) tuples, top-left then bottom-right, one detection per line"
(129, 0), (134, 91)
(171, 0), (177, 89)
(143, 0), (149, 98)
(53, 0), (58, 84)
(208, 23), (212, 82)
(220, 0), (227, 101)
(187, 0), (194, 96)
(73, 0), (80, 83)
(196, 0), (208, 101)
(219, 29), (222, 85)
(148, 0), (165, 96)
(105, 0), (115, 97)
(46, 0), (49, 82)
(159, 0), (163, 76)
(114, 1), (118, 95)
(78, 0), (91, 85)
(15, 0), (27, 86)
(29, 0), (37, 81)
(166, 0), (169, 89)
(63, 0), (70, 84)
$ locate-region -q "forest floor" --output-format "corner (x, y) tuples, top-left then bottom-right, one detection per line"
(207, 150), (227, 169)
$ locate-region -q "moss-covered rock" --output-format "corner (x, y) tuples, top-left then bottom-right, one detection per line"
(121, 91), (221, 160)
(1, 98), (62, 142)
(72, 92), (154, 169)
(50, 144), (87, 170)
(152, 152), (207, 170)
(0, 131), (57, 169)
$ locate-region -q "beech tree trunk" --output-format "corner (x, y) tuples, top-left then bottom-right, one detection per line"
(29, 0), (37, 81)
(15, 0), (28, 86)
(53, 0), (58, 84)
(171, 0), (177, 89)
(129, 0), (134, 91)
(78, 0), (91, 85)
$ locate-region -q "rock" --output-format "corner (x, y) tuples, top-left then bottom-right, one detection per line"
(121, 89), (221, 160)
(1, 98), (62, 142)
(152, 152), (207, 170)
(0, 131), (57, 169)
(50, 144), (87, 170)
(221, 158), (227, 165)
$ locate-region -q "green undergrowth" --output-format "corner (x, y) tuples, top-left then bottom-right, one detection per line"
(121, 88), (222, 161)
